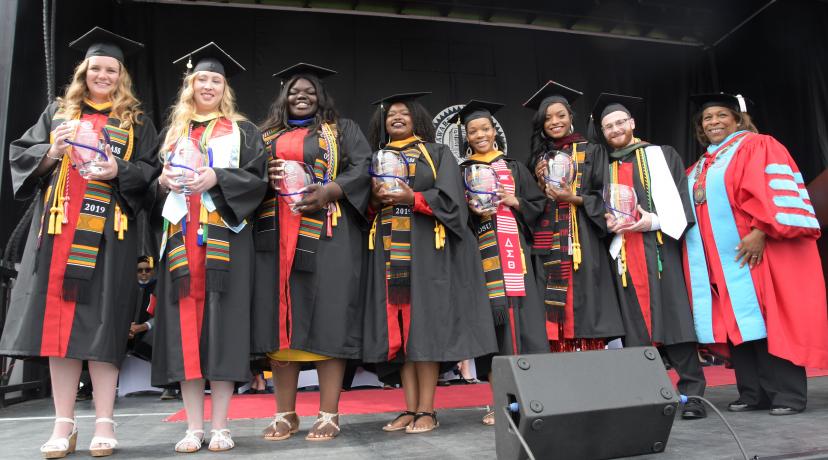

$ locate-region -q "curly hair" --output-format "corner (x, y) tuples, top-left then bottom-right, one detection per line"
(527, 98), (574, 168)
(56, 57), (143, 128)
(259, 73), (338, 133)
(693, 107), (758, 147)
(367, 100), (436, 149)
(161, 71), (247, 154)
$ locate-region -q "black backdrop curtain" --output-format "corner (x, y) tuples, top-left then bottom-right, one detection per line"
(712, 0), (828, 184)
(3, 0), (828, 245)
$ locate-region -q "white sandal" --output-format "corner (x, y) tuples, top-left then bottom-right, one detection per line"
(173, 429), (204, 454)
(208, 428), (235, 452)
(89, 418), (118, 457)
(263, 411), (299, 441)
(40, 417), (77, 459)
(305, 411), (340, 441)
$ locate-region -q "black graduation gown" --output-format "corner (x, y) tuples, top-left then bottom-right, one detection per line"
(363, 142), (498, 363)
(532, 142), (625, 339)
(461, 156), (550, 377)
(609, 145), (698, 346)
(151, 120), (267, 385)
(0, 102), (158, 365)
(251, 119), (370, 359)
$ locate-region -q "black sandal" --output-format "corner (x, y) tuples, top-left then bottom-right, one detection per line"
(405, 412), (439, 434)
(382, 411), (417, 432)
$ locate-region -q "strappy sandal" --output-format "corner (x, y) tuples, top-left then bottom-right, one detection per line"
(305, 411), (340, 441)
(208, 429), (235, 452)
(405, 412), (439, 434)
(173, 429), (204, 453)
(89, 418), (118, 457)
(382, 411), (416, 432)
(482, 410), (495, 426)
(40, 417), (77, 459)
(263, 411), (299, 441)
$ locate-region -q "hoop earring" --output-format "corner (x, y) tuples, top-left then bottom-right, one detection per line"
(465, 146), (472, 157)
(492, 140), (499, 151)
(569, 124), (574, 134)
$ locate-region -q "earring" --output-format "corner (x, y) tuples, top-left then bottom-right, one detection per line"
(492, 140), (499, 151)
(569, 124), (574, 134)
(465, 146), (472, 157)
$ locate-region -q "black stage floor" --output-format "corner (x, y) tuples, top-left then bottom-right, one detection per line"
(2, 377), (828, 459)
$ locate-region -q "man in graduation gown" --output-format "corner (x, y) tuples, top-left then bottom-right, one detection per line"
(594, 94), (707, 419)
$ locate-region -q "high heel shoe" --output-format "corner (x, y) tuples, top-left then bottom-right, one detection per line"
(89, 418), (118, 457)
(40, 417), (77, 459)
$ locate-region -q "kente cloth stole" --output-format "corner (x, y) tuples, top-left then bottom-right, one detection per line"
(490, 159), (526, 296)
(535, 142), (586, 322)
(42, 100), (134, 301)
(163, 118), (237, 297)
(255, 124), (339, 271)
(382, 145), (422, 304)
(295, 123), (338, 272)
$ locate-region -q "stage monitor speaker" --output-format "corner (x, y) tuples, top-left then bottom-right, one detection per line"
(492, 347), (679, 460)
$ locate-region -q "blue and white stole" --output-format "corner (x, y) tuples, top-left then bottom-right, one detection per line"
(685, 131), (767, 343)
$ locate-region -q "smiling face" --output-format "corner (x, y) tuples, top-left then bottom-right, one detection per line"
(466, 117), (497, 154)
(192, 71), (225, 114)
(137, 261), (153, 284)
(85, 56), (121, 103)
(701, 106), (739, 145)
(543, 102), (572, 139)
(385, 102), (414, 141)
(287, 78), (318, 119)
(601, 110), (636, 149)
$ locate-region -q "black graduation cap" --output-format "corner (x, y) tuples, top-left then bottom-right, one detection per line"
(371, 92), (431, 107)
(371, 92), (431, 149)
(68, 26), (144, 62)
(523, 80), (583, 111)
(590, 93), (644, 127)
(587, 92), (643, 143)
(449, 100), (504, 156)
(272, 63), (337, 82)
(173, 42), (246, 78)
(448, 99), (504, 125)
(690, 93), (749, 114)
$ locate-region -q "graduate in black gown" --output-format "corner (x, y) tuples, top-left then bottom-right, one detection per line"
(591, 93), (707, 418)
(523, 81), (625, 352)
(362, 93), (498, 433)
(151, 43), (267, 453)
(253, 63), (371, 442)
(455, 100), (549, 426)
(0, 27), (157, 458)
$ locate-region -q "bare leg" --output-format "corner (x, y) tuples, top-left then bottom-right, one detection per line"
(385, 362), (418, 430)
(87, 360), (119, 441)
(306, 359), (345, 440)
(48, 357), (83, 440)
(316, 358), (345, 413)
(180, 379), (206, 432)
(413, 362), (439, 430)
(271, 361), (300, 412)
(208, 381), (235, 430)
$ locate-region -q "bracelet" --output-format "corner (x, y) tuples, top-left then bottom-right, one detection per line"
(46, 152), (63, 161)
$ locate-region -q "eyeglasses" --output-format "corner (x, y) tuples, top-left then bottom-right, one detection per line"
(602, 118), (630, 132)
(137, 268), (152, 273)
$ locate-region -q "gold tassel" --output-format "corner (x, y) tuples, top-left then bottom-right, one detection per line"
(570, 202), (581, 271)
(520, 245), (527, 275)
(620, 235), (628, 287)
(331, 202), (341, 228)
(148, 256), (154, 269)
(434, 222), (446, 249)
(368, 214), (378, 250)
(48, 209), (57, 235)
(199, 203), (208, 225)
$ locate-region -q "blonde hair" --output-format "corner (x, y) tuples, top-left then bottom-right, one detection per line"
(161, 71), (246, 152)
(56, 57), (143, 129)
